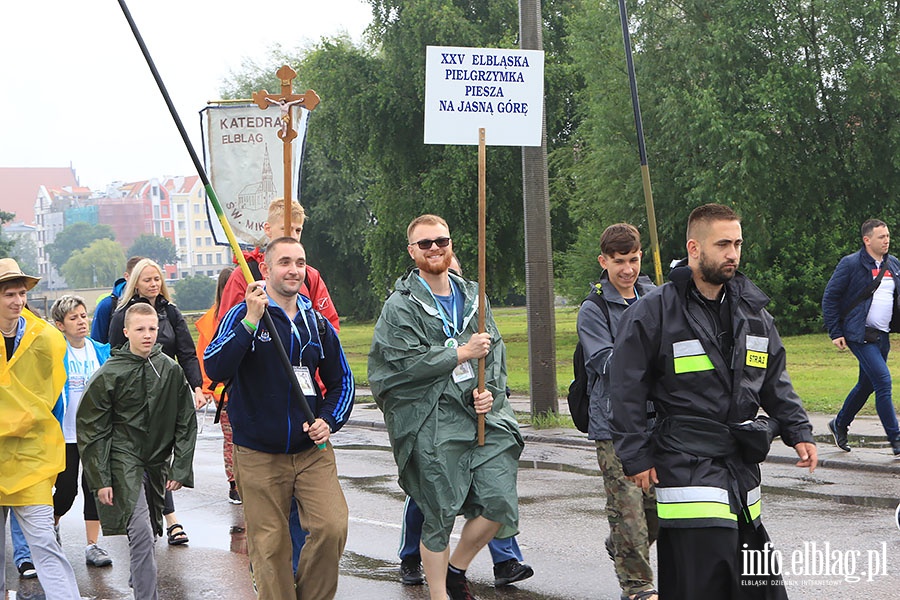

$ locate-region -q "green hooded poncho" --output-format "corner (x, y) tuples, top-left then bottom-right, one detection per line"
(368, 270), (523, 551)
(77, 343), (197, 536)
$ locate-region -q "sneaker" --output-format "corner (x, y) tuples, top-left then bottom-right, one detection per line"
(228, 484), (242, 505)
(85, 543), (113, 567)
(493, 558), (534, 587)
(18, 561), (37, 579)
(399, 557), (424, 585)
(828, 418), (851, 452)
(891, 439), (900, 459)
(446, 567), (476, 600)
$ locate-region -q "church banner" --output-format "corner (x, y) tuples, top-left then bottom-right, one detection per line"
(201, 103), (310, 247)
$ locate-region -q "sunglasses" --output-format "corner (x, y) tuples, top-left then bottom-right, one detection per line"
(410, 237), (451, 250)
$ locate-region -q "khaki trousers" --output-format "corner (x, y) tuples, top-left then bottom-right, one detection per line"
(234, 443), (348, 600)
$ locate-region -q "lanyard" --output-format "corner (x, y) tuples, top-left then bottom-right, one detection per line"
(416, 275), (461, 338)
(267, 297), (312, 358)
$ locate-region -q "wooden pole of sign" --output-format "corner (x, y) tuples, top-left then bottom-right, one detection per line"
(251, 65), (321, 234)
(477, 128), (487, 447)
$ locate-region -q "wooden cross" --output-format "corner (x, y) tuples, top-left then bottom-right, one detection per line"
(252, 65), (320, 234)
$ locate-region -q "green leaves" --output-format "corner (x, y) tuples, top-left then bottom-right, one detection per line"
(60, 239), (125, 289)
(557, 0), (900, 332)
(127, 235), (178, 268)
(46, 223), (116, 272)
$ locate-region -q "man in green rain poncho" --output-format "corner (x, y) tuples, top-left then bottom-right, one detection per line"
(369, 214), (524, 600)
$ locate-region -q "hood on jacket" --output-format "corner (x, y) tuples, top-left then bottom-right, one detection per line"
(111, 278), (127, 298)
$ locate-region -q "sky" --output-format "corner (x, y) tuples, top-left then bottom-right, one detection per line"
(0, 0), (372, 191)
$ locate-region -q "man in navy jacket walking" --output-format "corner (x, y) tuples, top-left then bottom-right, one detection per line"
(204, 237), (354, 600)
(822, 218), (900, 457)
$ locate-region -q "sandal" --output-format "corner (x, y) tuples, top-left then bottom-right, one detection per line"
(166, 523), (189, 546)
(623, 591), (659, 600)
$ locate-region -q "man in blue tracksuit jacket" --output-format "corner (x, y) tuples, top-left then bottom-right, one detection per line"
(822, 218), (900, 456)
(203, 237), (354, 600)
(91, 256), (144, 344)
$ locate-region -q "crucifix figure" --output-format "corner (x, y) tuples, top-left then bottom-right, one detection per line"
(252, 65), (320, 234)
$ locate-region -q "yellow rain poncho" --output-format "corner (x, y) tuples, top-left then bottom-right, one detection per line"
(0, 308), (67, 505)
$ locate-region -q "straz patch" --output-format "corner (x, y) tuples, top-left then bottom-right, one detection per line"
(745, 335), (769, 369)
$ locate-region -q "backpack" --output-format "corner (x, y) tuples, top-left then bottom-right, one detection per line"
(567, 284), (610, 433)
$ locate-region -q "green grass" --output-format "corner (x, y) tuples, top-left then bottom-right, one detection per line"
(342, 306), (898, 416)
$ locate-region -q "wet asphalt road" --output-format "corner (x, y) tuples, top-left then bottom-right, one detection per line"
(5, 409), (900, 599)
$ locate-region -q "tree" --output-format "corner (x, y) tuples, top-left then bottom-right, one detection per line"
(0, 210), (16, 257)
(60, 239), (125, 289)
(561, 0), (900, 333)
(173, 275), (216, 311)
(46, 223), (116, 272)
(219, 0), (581, 318)
(222, 38), (383, 320)
(128, 235), (178, 267)
(7, 233), (38, 277)
(0, 210), (16, 256)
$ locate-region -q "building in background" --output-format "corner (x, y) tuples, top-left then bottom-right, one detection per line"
(167, 176), (232, 279)
(99, 178), (174, 250)
(34, 183), (93, 289)
(0, 166), (79, 226)
(3, 167), (233, 288)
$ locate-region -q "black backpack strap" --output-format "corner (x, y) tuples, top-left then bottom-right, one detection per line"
(315, 311), (328, 337)
(582, 282), (611, 326)
(839, 262), (889, 319)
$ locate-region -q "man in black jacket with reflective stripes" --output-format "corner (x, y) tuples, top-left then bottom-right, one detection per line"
(610, 203), (817, 599)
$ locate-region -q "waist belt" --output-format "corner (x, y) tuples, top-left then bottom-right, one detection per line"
(654, 414), (776, 526)
(654, 414), (738, 457)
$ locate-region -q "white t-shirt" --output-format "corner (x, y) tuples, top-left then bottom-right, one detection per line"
(866, 262), (895, 333)
(62, 341), (100, 443)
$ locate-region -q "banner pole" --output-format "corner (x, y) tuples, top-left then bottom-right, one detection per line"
(477, 128), (487, 447)
(617, 0), (664, 285)
(116, 0), (325, 448)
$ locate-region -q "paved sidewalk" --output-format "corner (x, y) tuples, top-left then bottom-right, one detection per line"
(351, 389), (900, 474)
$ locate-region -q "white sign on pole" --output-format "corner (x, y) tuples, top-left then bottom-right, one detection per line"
(201, 103), (310, 247)
(424, 45), (545, 147)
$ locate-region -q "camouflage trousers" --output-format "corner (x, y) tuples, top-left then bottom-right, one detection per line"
(596, 440), (659, 596)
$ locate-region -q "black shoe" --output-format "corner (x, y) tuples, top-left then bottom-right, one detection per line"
(18, 561), (37, 579)
(228, 485), (242, 505)
(828, 418), (850, 452)
(493, 558), (534, 587)
(399, 558), (424, 585)
(891, 439), (900, 459)
(447, 567), (476, 600)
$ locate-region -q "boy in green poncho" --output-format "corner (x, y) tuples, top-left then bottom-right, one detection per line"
(369, 215), (524, 600)
(77, 302), (197, 600)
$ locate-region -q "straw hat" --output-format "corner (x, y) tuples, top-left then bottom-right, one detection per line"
(0, 258), (40, 291)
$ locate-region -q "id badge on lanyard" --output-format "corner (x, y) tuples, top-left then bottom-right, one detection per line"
(452, 360), (475, 383)
(293, 366), (316, 396)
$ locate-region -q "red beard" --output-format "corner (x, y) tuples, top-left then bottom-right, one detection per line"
(416, 251), (452, 275)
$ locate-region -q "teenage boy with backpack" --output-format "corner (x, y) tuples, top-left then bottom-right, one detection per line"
(575, 223), (658, 600)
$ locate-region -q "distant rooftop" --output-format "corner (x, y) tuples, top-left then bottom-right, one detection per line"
(0, 166), (80, 225)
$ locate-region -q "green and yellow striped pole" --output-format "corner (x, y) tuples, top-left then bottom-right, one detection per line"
(117, 0), (325, 448)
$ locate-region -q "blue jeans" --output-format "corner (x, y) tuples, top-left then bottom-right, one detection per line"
(9, 511), (32, 567)
(398, 496), (523, 564)
(838, 334), (900, 441)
